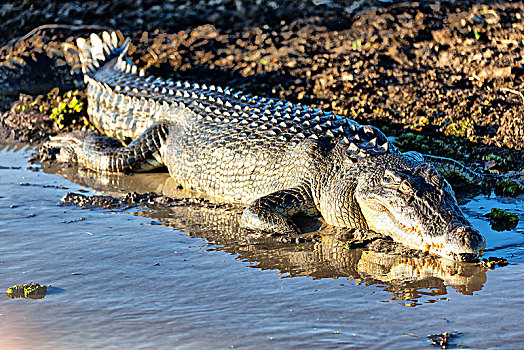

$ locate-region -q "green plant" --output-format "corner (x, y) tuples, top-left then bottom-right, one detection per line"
(48, 90), (85, 129)
(444, 118), (476, 140)
(485, 208), (519, 231)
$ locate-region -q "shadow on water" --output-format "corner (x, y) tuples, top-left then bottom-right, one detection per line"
(42, 161), (490, 306)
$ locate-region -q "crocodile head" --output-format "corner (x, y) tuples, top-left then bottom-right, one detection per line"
(320, 150), (485, 261)
(351, 153), (486, 261)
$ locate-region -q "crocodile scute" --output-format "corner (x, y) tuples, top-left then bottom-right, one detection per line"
(43, 32), (486, 261)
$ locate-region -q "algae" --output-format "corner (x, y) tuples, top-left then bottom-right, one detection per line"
(480, 257), (509, 269)
(484, 208), (519, 231)
(494, 179), (524, 197)
(6, 282), (47, 299)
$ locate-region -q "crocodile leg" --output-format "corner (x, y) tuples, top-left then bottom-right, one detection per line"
(45, 121), (169, 172)
(240, 187), (319, 236)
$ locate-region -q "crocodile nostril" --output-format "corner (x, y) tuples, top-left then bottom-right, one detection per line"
(452, 226), (486, 250)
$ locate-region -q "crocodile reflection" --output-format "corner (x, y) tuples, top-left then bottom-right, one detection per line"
(44, 163), (487, 303)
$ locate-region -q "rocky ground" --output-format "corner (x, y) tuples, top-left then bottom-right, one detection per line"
(1, 0), (523, 174)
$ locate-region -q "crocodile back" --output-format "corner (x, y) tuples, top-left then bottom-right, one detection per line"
(81, 33), (393, 203)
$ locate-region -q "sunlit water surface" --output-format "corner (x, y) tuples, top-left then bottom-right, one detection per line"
(1, 143), (523, 349)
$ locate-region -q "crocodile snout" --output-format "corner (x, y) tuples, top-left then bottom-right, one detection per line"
(450, 225), (486, 254)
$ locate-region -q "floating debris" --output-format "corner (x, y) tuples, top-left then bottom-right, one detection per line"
(6, 282), (48, 299)
(61, 191), (238, 210)
(428, 331), (459, 349)
(494, 179), (524, 197)
(484, 208), (519, 231)
(480, 257), (509, 269)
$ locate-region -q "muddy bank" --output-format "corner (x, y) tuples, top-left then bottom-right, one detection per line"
(0, 1), (523, 173)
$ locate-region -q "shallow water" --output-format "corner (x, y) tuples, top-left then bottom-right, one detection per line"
(1, 143), (523, 349)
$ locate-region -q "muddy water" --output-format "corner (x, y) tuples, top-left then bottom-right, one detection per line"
(1, 143), (523, 349)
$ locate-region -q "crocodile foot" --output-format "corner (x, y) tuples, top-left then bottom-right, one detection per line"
(42, 131), (94, 163)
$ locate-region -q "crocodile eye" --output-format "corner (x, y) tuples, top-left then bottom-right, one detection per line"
(382, 169), (402, 187)
(399, 180), (413, 194)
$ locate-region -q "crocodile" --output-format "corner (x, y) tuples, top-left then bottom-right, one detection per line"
(41, 32), (487, 261)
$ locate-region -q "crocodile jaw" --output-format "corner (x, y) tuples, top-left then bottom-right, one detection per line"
(359, 201), (486, 261)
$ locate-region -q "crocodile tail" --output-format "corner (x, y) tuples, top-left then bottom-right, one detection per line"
(76, 32), (140, 81)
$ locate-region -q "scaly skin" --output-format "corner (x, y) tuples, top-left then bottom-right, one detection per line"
(43, 32), (487, 261)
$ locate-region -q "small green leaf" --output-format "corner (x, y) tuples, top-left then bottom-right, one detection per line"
(474, 28), (480, 40)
